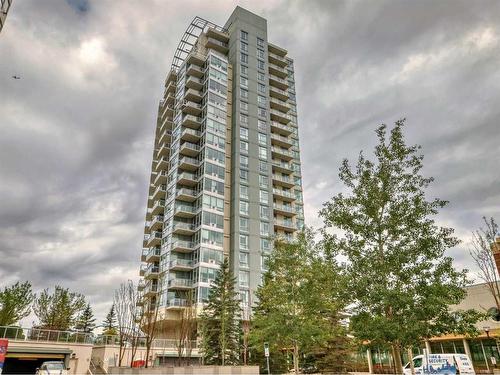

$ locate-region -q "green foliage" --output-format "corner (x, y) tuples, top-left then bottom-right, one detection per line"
(33, 285), (86, 331)
(103, 304), (117, 335)
(75, 303), (96, 333)
(199, 258), (241, 366)
(250, 229), (348, 374)
(320, 119), (480, 370)
(0, 281), (33, 326)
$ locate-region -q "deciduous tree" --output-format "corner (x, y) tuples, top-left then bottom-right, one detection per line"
(0, 281), (33, 326)
(320, 119), (481, 373)
(33, 286), (86, 331)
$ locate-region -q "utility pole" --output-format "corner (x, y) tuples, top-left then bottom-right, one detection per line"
(264, 342), (270, 375)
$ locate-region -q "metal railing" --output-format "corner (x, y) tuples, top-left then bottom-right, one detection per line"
(0, 326), (94, 344)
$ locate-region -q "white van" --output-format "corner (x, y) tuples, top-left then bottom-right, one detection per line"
(403, 353), (475, 375)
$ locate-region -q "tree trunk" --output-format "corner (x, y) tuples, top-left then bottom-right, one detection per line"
(391, 343), (403, 374)
(407, 347), (415, 375)
(293, 341), (299, 374)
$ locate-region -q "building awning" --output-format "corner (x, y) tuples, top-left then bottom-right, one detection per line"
(6, 346), (72, 358)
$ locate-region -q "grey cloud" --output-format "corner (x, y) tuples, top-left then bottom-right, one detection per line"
(1, 0), (499, 322)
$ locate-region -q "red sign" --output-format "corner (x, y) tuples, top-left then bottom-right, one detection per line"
(0, 339), (8, 371)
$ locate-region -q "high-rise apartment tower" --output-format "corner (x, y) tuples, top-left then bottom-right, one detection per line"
(139, 6), (304, 338)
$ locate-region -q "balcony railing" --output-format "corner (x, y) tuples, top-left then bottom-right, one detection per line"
(168, 278), (193, 288)
(169, 258), (194, 268)
(273, 188), (295, 199)
(0, 326), (94, 344)
(172, 222), (196, 232)
(166, 298), (189, 308)
(171, 240), (197, 251)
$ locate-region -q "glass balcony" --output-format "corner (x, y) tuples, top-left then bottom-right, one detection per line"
(269, 62), (288, 79)
(153, 170), (168, 186)
(177, 172), (198, 187)
(270, 97), (290, 113)
(273, 204), (296, 217)
(180, 128), (202, 143)
(269, 75), (289, 90)
(157, 142), (171, 158)
(271, 133), (293, 148)
(272, 161), (294, 174)
(273, 188), (296, 202)
(140, 248), (148, 262)
(167, 278), (193, 289)
(145, 247), (161, 263)
(151, 184), (166, 201)
(155, 156), (169, 172)
(172, 222), (196, 235)
(272, 174), (295, 188)
(149, 215), (164, 232)
(185, 76), (203, 90)
(146, 231), (162, 247)
(179, 142), (201, 157)
(171, 240), (197, 253)
(274, 219), (296, 232)
(158, 128), (172, 145)
(166, 298), (189, 309)
(269, 85), (289, 101)
(268, 51), (288, 67)
(186, 63), (204, 78)
(181, 114), (204, 130)
(178, 156), (200, 172)
(271, 147), (294, 161)
(151, 199), (165, 215)
(164, 91), (175, 105)
(144, 264), (160, 279)
(270, 109), (292, 124)
(205, 37), (229, 54)
(184, 88), (203, 103)
(181, 100), (203, 116)
(169, 258), (194, 271)
(175, 187), (198, 202)
(144, 282), (158, 297)
(173, 204), (197, 218)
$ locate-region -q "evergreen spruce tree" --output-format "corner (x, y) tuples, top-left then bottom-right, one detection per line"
(199, 258), (241, 366)
(103, 304), (117, 335)
(75, 303), (96, 333)
(320, 119), (481, 373)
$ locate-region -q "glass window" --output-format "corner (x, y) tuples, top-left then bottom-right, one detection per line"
(240, 201), (249, 216)
(260, 189), (269, 204)
(258, 95), (267, 106)
(240, 217), (249, 232)
(200, 266), (218, 283)
(260, 205), (269, 220)
(240, 155), (248, 168)
(240, 76), (248, 88)
(258, 107), (267, 118)
(241, 65), (248, 76)
(241, 53), (248, 64)
(240, 289), (250, 305)
(257, 49), (265, 59)
(258, 71), (265, 82)
(240, 113), (248, 124)
(261, 238), (270, 252)
(260, 221), (270, 236)
(258, 133), (267, 146)
(240, 88), (248, 99)
(241, 30), (248, 41)
(240, 140), (249, 154)
(239, 234), (249, 250)
(257, 37), (264, 48)
(240, 127), (248, 140)
(259, 146), (268, 160)
(258, 83), (266, 94)
(259, 160), (268, 173)
(258, 119), (267, 131)
(240, 169), (248, 183)
(203, 211), (224, 229)
(259, 174), (269, 188)
(257, 59), (265, 70)
(241, 41), (248, 52)
(239, 270), (249, 287)
(261, 255), (269, 271)
(239, 252), (249, 268)
(203, 195), (224, 212)
(241, 101), (248, 112)
(240, 185), (249, 200)
(201, 229), (223, 246)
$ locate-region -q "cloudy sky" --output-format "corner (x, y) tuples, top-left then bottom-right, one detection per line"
(1, 0), (499, 323)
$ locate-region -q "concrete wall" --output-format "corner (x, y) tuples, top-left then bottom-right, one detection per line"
(108, 365), (259, 374)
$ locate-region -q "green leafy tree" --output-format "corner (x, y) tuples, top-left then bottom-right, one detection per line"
(320, 119), (482, 373)
(75, 303), (96, 333)
(102, 304), (117, 335)
(0, 281), (34, 326)
(199, 258), (241, 365)
(250, 229), (348, 374)
(33, 285), (86, 331)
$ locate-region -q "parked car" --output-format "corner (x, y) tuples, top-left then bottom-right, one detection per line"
(403, 354), (475, 375)
(35, 361), (69, 375)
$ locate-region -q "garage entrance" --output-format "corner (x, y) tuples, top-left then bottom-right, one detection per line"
(3, 350), (70, 374)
